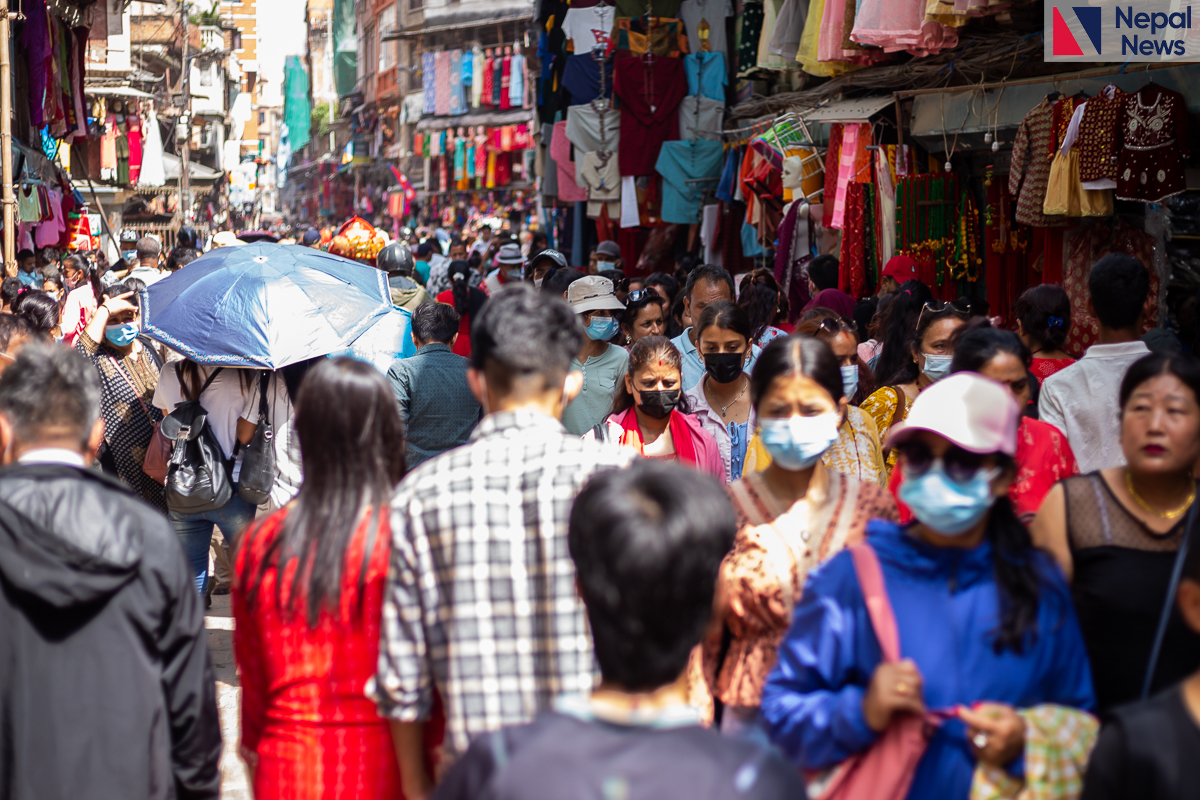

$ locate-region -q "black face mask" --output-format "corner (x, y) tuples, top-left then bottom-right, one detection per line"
(704, 352), (745, 384)
(637, 388), (680, 419)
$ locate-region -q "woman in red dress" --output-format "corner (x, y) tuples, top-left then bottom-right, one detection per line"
(888, 324), (1078, 523)
(1014, 284), (1076, 383)
(434, 258), (488, 358)
(233, 357), (442, 800)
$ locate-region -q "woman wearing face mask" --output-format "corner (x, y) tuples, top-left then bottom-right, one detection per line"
(587, 336), (721, 476)
(1033, 353), (1200, 715)
(74, 283), (166, 510)
(59, 253), (104, 347)
(683, 301), (758, 483)
(762, 373), (1096, 799)
(861, 299), (969, 479)
(697, 334), (898, 733)
(889, 324), (1079, 524)
(618, 289), (666, 348)
(434, 259), (488, 358)
(561, 275), (630, 436)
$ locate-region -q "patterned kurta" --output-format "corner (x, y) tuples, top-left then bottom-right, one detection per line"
(1115, 85), (1190, 203)
(1077, 87), (1127, 182)
(860, 385), (913, 478)
(75, 331), (166, 511)
(1008, 98), (1067, 228)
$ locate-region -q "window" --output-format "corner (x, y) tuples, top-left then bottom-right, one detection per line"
(409, 0), (422, 11)
(364, 24), (375, 76)
(199, 63), (213, 86)
(379, 6), (396, 70)
(258, 111), (265, 124)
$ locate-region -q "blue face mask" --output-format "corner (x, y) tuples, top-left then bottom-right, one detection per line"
(759, 413), (841, 471)
(898, 463), (1000, 535)
(840, 365), (859, 399)
(104, 322), (139, 347)
(922, 353), (953, 382)
(586, 316), (618, 341)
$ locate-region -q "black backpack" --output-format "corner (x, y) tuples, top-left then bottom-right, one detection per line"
(160, 366), (234, 515)
(236, 371), (276, 507)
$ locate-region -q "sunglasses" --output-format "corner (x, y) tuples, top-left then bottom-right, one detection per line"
(896, 440), (989, 484)
(915, 299), (970, 331)
(626, 288), (662, 305)
(814, 316), (855, 335)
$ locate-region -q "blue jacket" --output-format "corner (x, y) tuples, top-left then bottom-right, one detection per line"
(761, 520), (1095, 800)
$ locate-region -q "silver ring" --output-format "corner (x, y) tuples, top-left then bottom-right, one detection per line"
(972, 732), (989, 749)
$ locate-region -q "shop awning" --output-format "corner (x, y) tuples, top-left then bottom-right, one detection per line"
(801, 96), (895, 123)
(163, 153), (223, 181)
(384, 12), (533, 40)
(416, 108), (533, 131)
(85, 86), (155, 98)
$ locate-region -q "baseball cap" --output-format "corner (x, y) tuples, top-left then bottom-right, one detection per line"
(494, 243), (525, 265)
(567, 275), (626, 314)
(881, 255), (918, 282)
(885, 373), (1019, 456)
(301, 228), (321, 245)
(528, 248), (568, 270)
(594, 241), (621, 259)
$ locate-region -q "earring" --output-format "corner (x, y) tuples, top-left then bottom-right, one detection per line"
(626, 334), (632, 345)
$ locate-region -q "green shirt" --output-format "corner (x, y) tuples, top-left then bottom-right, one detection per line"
(561, 343), (630, 436)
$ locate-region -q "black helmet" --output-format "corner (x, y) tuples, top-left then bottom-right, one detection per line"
(377, 241), (415, 275)
(177, 225), (199, 248)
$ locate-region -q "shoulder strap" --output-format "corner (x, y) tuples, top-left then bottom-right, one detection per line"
(888, 386), (908, 431)
(108, 355), (154, 421)
(1142, 482), (1200, 699)
(257, 370), (271, 418)
(849, 542), (901, 663)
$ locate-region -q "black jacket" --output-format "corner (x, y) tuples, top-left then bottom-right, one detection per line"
(0, 463), (222, 800)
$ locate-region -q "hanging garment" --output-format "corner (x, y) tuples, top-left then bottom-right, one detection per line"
(875, 149), (895, 268)
(577, 151), (622, 219)
(1115, 84), (1190, 203)
(550, 120), (589, 202)
(1077, 85), (1127, 187)
(461, 50), (474, 100)
(615, 0), (682, 18)
(449, 50), (468, 115)
(17, 186), (40, 222)
(435, 51), (452, 115)
(137, 109), (166, 186)
(471, 49), (485, 107)
(562, 53), (615, 106)
(480, 53), (494, 107)
(678, 95), (723, 141)
(613, 17), (688, 57)
(613, 55), (687, 176)
(1044, 103), (1112, 218)
(684, 51), (726, 101)
(701, 203), (721, 265)
(101, 114), (118, 170)
(716, 146), (740, 202)
(758, 0), (797, 69)
(680, 0), (733, 56)
(620, 175), (640, 227)
(22, 0), (50, 128)
(1008, 98), (1068, 228)
(562, 4), (615, 52)
(423, 52), (437, 114)
(775, 201), (812, 318)
(116, 131), (131, 186)
(493, 56), (503, 106)
(1063, 219), (1158, 355)
(567, 102), (621, 154)
(839, 182), (867, 296)
(850, 0), (957, 55)
(510, 52), (526, 107)
(768, 0), (806, 58)
(656, 138), (724, 224)
(736, 1), (764, 75)
(126, 114), (144, 186)
(500, 56), (513, 110)
(796, 0), (853, 75)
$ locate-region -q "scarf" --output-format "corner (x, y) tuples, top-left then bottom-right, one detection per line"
(618, 408), (697, 466)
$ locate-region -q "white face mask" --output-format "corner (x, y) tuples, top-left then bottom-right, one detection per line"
(534, 277), (544, 289)
(596, 260), (615, 271)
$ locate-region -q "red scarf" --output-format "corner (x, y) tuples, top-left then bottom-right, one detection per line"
(618, 408), (697, 466)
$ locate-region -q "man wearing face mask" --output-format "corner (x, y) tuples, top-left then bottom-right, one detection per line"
(561, 275), (630, 436)
(588, 240), (622, 275)
(73, 284), (167, 510)
(374, 287), (634, 800)
(484, 243), (526, 295)
(525, 248), (568, 289)
(671, 265), (763, 392)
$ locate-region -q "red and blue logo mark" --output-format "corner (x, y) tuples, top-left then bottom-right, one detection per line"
(1052, 6), (1103, 55)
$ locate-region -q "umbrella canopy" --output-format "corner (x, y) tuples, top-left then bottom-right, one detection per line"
(238, 230), (280, 243)
(140, 243), (392, 369)
(330, 306), (418, 373)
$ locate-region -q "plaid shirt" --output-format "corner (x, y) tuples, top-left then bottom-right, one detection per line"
(374, 409), (634, 757)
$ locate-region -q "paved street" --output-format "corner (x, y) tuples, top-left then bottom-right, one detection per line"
(207, 595), (251, 799)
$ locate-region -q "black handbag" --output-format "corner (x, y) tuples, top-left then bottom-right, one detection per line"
(237, 371), (277, 507)
(161, 367), (234, 515)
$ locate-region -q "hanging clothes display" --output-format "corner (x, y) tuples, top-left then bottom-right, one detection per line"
(680, 0), (733, 55)
(578, 151), (621, 219)
(566, 102), (621, 153)
(423, 53), (437, 114)
(510, 50), (527, 107)
(480, 50), (495, 107)
(562, 53), (614, 106)
(449, 50), (468, 115)
(736, 1), (764, 74)
(678, 96), (723, 141)
(1115, 84), (1190, 203)
(471, 49), (485, 108)
(613, 55), (687, 176)
(435, 51), (452, 115)
(1076, 85), (1126, 187)
(850, 0), (957, 55)
(550, 120), (589, 202)
(1063, 220), (1158, 355)
(1008, 98), (1067, 228)
(684, 51), (726, 101)
(656, 138), (724, 224)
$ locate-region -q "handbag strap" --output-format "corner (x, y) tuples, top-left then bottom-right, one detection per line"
(256, 370), (270, 420)
(108, 355), (154, 421)
(850, 542), (901, 663)
(1140, 482), (1200, 699)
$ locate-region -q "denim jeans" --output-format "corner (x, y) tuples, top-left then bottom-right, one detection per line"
(169, 494), (257, 593)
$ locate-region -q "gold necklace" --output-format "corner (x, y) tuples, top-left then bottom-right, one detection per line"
(1125, 470), (1196, 520)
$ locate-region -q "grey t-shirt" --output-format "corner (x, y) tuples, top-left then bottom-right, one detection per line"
(679, 0), (733, 58)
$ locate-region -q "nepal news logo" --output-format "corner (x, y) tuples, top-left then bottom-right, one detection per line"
(1050, 4), (1194, 59)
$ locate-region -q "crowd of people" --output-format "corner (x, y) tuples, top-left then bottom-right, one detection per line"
(0, 223), (1197, 800)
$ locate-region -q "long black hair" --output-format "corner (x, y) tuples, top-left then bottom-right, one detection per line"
(1012, 284), (1071, 353)
(950, 322), (1031, 374)
(448, 259), (472, 315)
(1119, 351), (1200, 415)
(12, 290), (61, 340)
(749, 333), (845, 411)
(240, 357), (407, 627)
(739, 282), (781, 345)
(984, 489), (1045, 655)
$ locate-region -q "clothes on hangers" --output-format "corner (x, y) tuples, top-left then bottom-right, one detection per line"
(480, 51), (495, 107)
(1008, 98), (1068, 227)
(615, 0), (682, 19)
(679, 0), (733, 56)
(562, 53), (615, 106)
(435, 51), (452, 115)
(510, 51), (527, 107)
(449, 50), (468, 115)
(562, 3), (615, 51)
(1115, 84), (1189, 203)
(613, 17), (688, 56)
(578, 151), (622, 218)
(613, 54), (687, 176)
(566, 102), (622, 153)
(656, 138), (724, 224)
(550, 120), (589, 202)
(677, 95), (723, 141)
(684, 51), (726, 100)
(472, 49), (485, 107)
(1076, 85), (1126, 187)
(423, 52), (438, 113)
(500, 55), (513, 110)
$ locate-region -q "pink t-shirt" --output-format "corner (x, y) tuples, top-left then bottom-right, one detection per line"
(60, 284), (97, 346)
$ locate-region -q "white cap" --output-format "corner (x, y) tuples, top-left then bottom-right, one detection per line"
(885, 372), (1020, 456)
(567, 275), (625, 314)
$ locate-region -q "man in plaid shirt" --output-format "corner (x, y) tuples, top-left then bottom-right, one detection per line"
(374, 286), (634, 798)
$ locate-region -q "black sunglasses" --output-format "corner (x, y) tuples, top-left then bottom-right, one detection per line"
(916, 299), (970, 330)
(895, 440), (987, 484)
(626, 288), (663, 305)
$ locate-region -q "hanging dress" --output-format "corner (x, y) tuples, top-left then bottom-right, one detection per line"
(1115, 84), (1190, 203)
(1007, 98), (1067, 228)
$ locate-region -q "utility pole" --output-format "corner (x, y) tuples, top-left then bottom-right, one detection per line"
(180, 0), (191, 224)
(1, 0), (16, 276)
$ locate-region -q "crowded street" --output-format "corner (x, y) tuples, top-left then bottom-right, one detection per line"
(1, 0), (1200, 798)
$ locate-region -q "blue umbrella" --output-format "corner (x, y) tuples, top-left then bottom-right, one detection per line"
(330, 306), (418, 373)
(140, 242), (393, 369)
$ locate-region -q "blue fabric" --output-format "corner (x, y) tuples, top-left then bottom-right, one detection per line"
(387, 343), (482, 468)
(15, 269), (36, 286)
(562, 53), (613, 106)
(728, 420), (748, 481)
(716, 146), (740, 202)
(761, 520), (1096, 800)
(422, 52), (437, 114)
(656, 139), (725, 225)
(742, 222), (764, 256)
(685, 52), (727, 101)
(672, 328), (762, 392)
(449, 50), (468, 115)
(169, 494), (257, 593)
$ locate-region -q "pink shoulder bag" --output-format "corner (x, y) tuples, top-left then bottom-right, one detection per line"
(814, 543), (942, 800)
